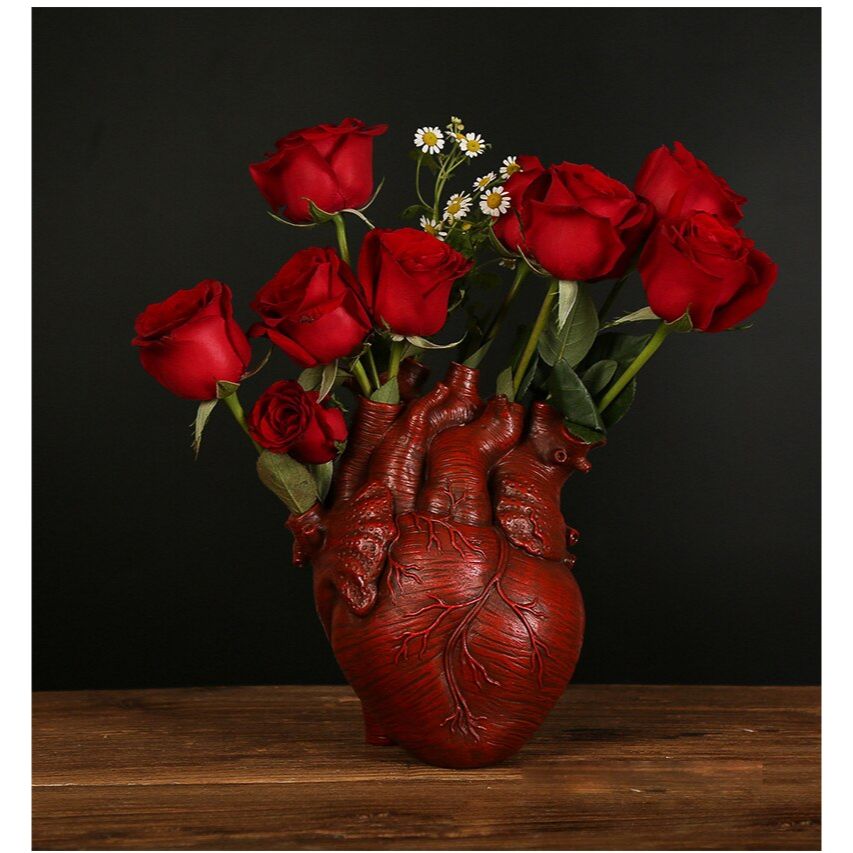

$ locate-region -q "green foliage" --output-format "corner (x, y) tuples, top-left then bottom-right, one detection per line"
(311, 461), (334, 502)
(582, 359), (618, 396)
(603, 306), (658, 328)
(215, 380), (240, 399)
(408, 148), (438, 173)
(577, 332), (651, 429)
(370, 377), (400, 404)
(192, 399), (218, 458)
(496, 366), (515, 400)
(516, 354), (541, 400)
(557, 280), (579, 329)
(256, 451), (318, 514)
(548, 361), (606, 443)
(601, 377), (637, 429)
(538, 286), (599, 368)
(401, 204), (429, 221)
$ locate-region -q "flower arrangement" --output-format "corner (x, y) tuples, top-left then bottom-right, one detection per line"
(132, 116), (777, 767)
(133, 116), (776, 512)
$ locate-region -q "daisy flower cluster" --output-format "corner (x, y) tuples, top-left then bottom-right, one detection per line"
(410, 117), (523, 241)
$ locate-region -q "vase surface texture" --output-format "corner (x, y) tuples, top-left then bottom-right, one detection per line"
(288, 362), (592, 768)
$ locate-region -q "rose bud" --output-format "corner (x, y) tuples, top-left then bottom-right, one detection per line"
(249, 118), (387, 223)
(250, 247), (371, 367)
(356, 227), (472, 337)
(635, 141), (747, 224)
(247, 380), (346, 464)
(638, 212), (777, 332)
(495, 161), (653, 282)
(132, 280), (251, 400)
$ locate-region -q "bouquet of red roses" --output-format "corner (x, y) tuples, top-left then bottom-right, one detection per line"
(133, 117), (777, 768)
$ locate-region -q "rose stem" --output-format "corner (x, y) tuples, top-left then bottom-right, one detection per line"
(512, 278), (558, 393)
(388, 340), (404, 380)
(415, 153), (429, 208)
(598, 270), (631, 321)
(350, 358), (373, 396)
(332, 214), (350, 265)
(465, 262), (530, 368)
(221, 391), (262, 453)
(364, 346), (381, 390)
(598, 320), (673, 413)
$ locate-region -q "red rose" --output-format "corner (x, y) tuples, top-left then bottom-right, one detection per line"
(249, 118), (387, 223)
(494, 161), (653, 282)
(635, 141), (747, 224)
(132, 280), (251, 400)
(492, 155), (546, 253)
(250, 247), (371, 367)
(248, 380), (346, 464)
(638, 212), (777, 332)
(356, 228), (472, 336)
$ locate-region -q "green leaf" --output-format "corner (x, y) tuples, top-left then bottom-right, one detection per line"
(401, 204), (428, 221)
(241, 347), (272, 381)
(516, 354), (540, 400)
(666, 311), (693, 333)
(601, 376), (637, 429)
(462, 340), (490, 369)
(297, 366), (323, 392)
(564, 422), (606, 444)
(486, 222), (519, 259)
(548, 361), (606, 436)
(256, 451), (318, 514)
(306, 199), (334, 223)
(409, 149), (438, 173)
(405, 333), (466, 350)
(496, 366), (515, 400)
(192, 399), (217, 458)
(215, 380), (240, 400)
(370, 377), (400, 404)
(557, 280), (579, 329)
(317, 361), (337, 402)
(538, 286), (599, 368)
(604, 306), (659, 328)
(311, 461), (334, 502)
(267, 210), (316, 229)
(583, 332), (652, 371)
(582, 359), (618, 396)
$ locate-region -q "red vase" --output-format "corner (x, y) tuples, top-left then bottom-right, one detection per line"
(287, 362), (596, 768)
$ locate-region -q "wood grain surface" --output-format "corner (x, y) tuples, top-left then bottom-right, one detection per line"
(32, 684), (820, 850)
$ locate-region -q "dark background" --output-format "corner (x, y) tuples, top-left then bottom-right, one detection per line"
(33, 8), (820, 690)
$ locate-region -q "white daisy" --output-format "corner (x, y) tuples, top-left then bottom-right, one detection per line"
(443, 192), (472, 221)
(414, 126), (445, 155)
(500, 156), (522, 180)
(472, 171), (497, 191)
(479, 186), (511, 218)
(458, 132), (485, 158)
(419, 215), (447, 240)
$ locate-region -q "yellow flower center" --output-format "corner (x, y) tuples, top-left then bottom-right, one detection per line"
(422, 131), (438, 147)
(486, 192), (503, 210)
(424, 222), (440, 235)
(505, 161), (521, 175)
(466, 138), (482, 153)
(447, 200), (461, 215)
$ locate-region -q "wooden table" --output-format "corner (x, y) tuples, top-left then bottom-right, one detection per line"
(32, 684), (819, 850)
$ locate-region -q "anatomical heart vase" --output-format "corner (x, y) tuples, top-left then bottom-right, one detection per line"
(289, 363), (590, 767)
(133, 116), (778, 767)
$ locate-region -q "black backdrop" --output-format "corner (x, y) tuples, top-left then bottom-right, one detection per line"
(33, 8), (820, 690)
